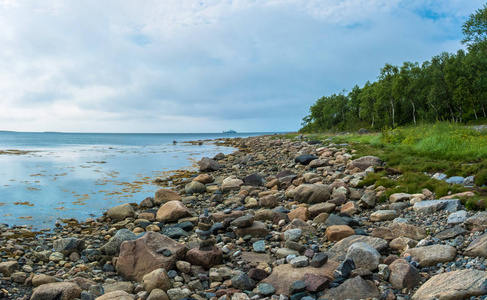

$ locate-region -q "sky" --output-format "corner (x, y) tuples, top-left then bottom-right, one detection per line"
(0, 0), (484, 133)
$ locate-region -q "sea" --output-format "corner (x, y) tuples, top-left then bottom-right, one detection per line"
(0, 131), (276, 230)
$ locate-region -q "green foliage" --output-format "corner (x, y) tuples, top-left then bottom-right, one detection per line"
(462, 4), (487, 47)
(475, 169), (487, 186)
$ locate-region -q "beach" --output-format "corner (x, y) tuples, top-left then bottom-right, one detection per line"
(1, 135), (486, 300)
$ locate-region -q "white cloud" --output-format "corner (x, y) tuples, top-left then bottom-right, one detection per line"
(0, 0), (484, 132)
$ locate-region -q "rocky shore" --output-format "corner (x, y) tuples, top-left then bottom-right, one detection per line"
(1, 135), (487, 300)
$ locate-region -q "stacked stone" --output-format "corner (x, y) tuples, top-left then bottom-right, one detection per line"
(186, 209), (223, 269)
(196, 209), (216, 250)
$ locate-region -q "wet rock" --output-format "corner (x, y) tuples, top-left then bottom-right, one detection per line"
(156, 201), (192, 222)
(107, 203), (135, 221)
(116, 231), (188, 282)
(403, 245), (457, 267)
(412, 269), (487, 300)
(31, 282), (81, 300)
(154, 189), (182, 204)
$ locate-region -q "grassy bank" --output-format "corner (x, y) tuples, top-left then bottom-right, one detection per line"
(279, 122), (487, 210)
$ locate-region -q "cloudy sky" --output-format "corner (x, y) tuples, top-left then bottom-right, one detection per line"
(0, 0), (484, 133)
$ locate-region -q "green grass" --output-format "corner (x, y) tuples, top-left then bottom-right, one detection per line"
(277, 122), (487, 209)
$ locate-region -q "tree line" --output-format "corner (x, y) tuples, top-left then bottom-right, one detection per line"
(300, 4), (487, 132)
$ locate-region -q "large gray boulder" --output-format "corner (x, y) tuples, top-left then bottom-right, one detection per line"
(350, 156), (382, 171)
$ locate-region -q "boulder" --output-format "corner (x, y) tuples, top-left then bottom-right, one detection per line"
(293, 184), (331, 204)
(308, 202), (336, 218)
(234, 221), (269, 238)
(350, 156), (382, 171)
(193, 174), (213, 184)
(31, 282), (81, 300)
(259, 195), (278, 208)
(412, 269), (487, 300)
(346, 242), (381, 271)
(199, 157), (220, 172)
(107, 203), (135, 221)
(154, 189), (181, 205)
(403, 245), (457, 267)
(156, 201), (192, 222)
(116, 231), (188, 282)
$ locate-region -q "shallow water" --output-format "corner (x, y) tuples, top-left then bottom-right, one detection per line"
(0, 132), (272, 229)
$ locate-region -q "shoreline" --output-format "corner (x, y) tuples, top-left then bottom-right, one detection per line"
(1, 135), (486, 300)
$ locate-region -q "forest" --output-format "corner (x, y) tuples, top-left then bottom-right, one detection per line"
(300, 4), (487, 132)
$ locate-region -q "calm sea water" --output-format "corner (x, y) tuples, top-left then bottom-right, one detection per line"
(0, 131), (274, 229)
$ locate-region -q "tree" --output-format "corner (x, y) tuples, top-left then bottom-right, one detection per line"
(462, 4), (487, 48)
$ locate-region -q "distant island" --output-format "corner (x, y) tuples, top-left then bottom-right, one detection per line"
(223, 129), (236, 133)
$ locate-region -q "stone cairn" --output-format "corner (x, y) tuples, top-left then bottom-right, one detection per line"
(186, 208), (223, 268)
(196, 209), (216, 250)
